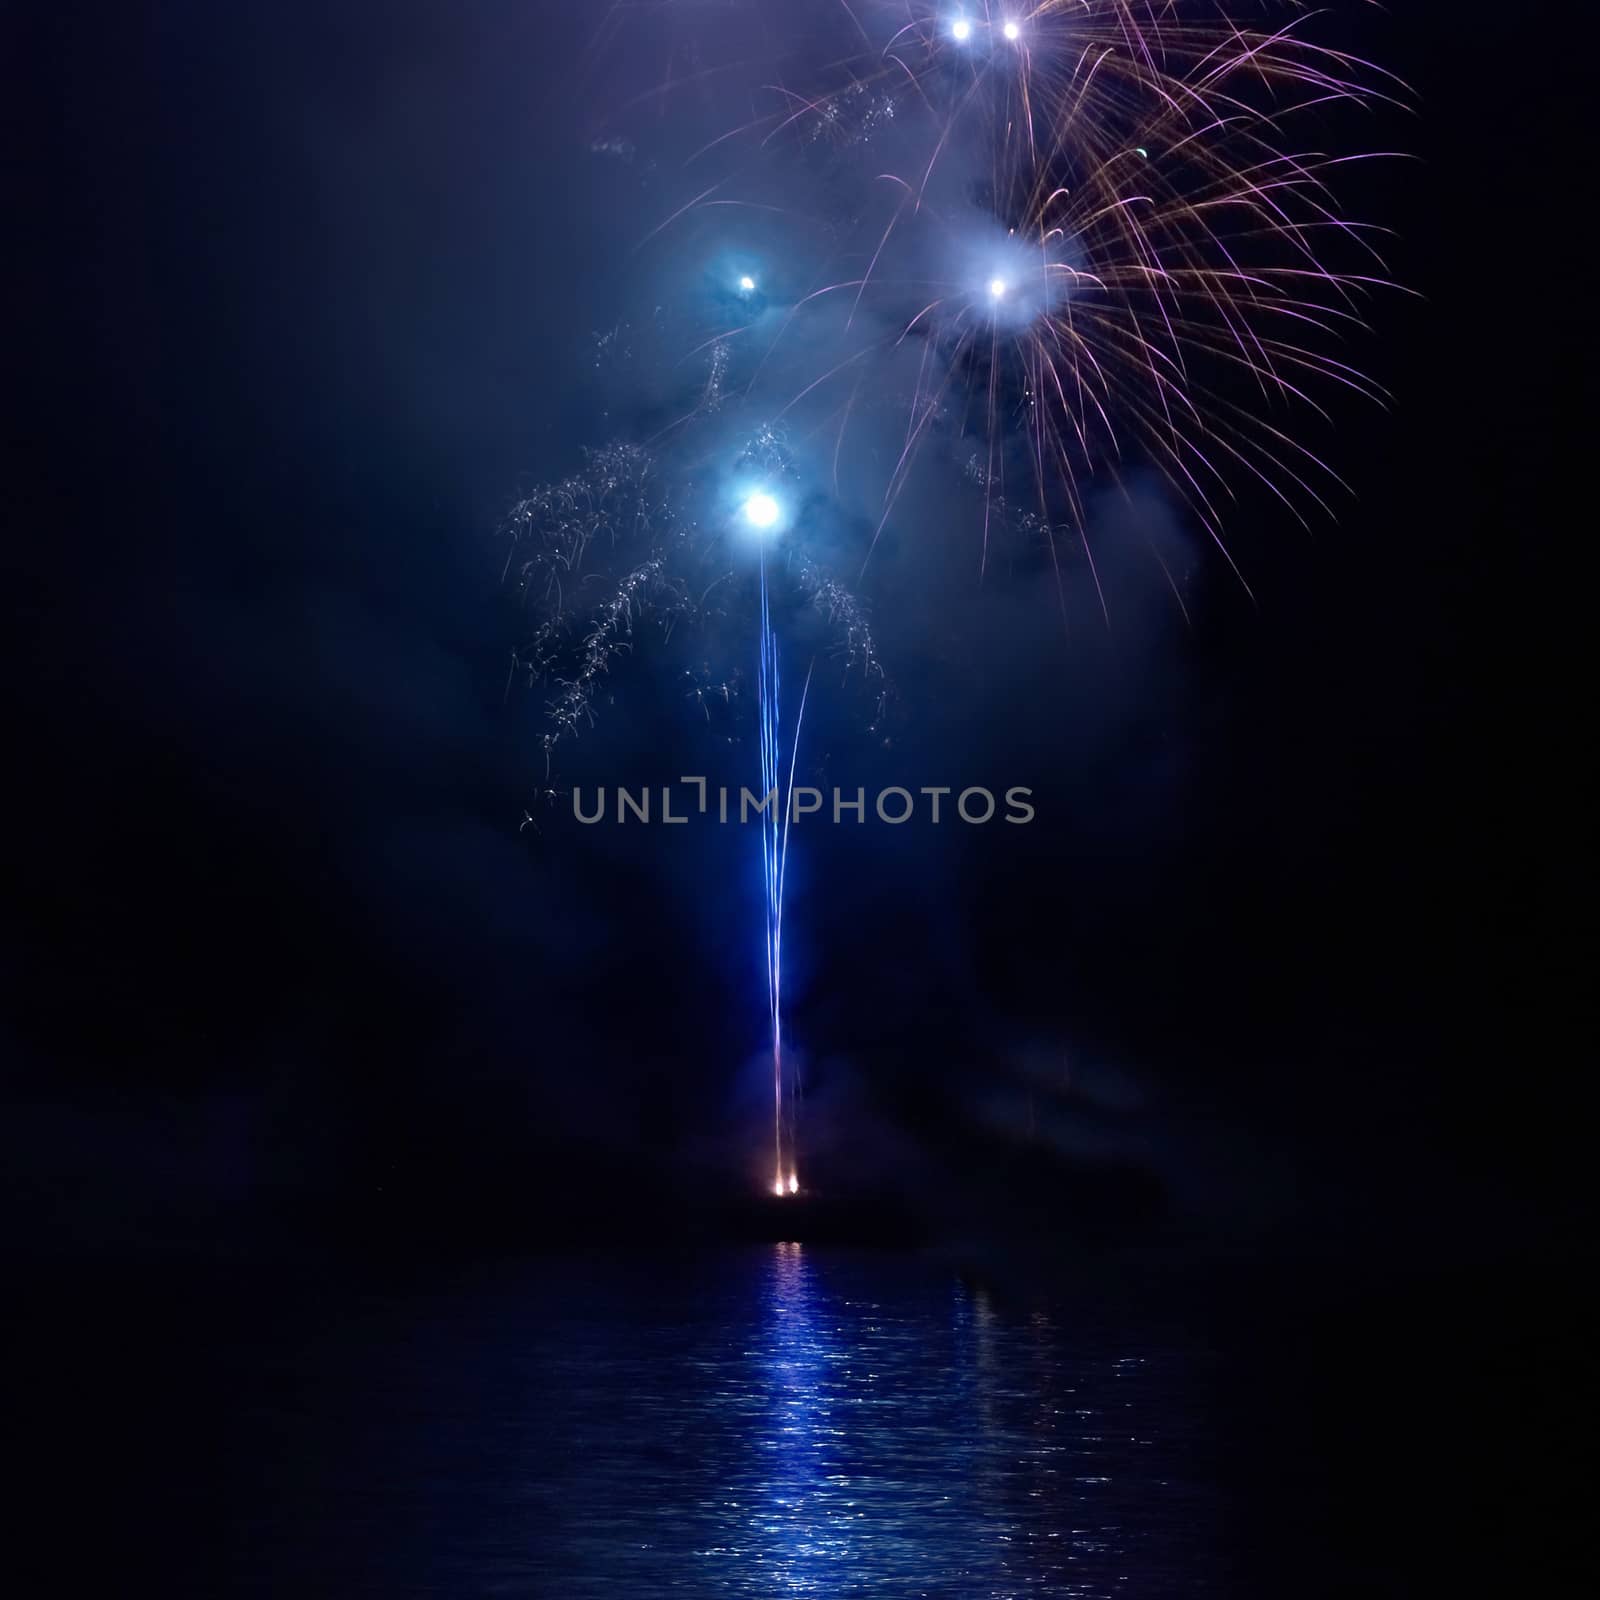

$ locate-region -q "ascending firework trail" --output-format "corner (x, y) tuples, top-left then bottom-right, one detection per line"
(757, 546), (810, 1198)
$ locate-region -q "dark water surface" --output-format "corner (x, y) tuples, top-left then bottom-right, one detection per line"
(19, 1247), (1577, 1595)
(217, 1247), (1219, 1596)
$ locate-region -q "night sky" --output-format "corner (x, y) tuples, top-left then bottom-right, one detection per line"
(4, 1), (1579, 1268)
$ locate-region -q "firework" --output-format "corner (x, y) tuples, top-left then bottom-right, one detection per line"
(501, 442), (693, 770)
(617, 0), (1405, 607)
(502, 431), (882, 1189)
(522, 0), (1402, 1190)
(755, 542), (812, 1196)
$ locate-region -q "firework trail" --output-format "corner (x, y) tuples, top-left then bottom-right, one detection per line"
(501, 439), (870, 1190)
(758, 556), (812, 1195)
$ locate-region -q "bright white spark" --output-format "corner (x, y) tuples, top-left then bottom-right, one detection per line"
(1003, 20), (1021, 42)
(950, 17), (972, 43)
(743, 491), (781, 530)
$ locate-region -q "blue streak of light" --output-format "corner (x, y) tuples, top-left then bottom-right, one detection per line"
(758, 551), (811, 1194)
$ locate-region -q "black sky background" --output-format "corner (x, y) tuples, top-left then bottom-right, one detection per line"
(3, 0), (1581, 1265)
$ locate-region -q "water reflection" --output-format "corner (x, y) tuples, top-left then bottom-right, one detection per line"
(755, 1240), (836, 1588)
(696, 1244), (1211, 1596)
(221, 1247), (1216, 1595)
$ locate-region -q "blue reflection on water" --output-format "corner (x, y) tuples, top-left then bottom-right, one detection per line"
(221, 1245), (1219, 1595)
(759, 1241), (832, 1587)
(713, 1244), (1206, 1596)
